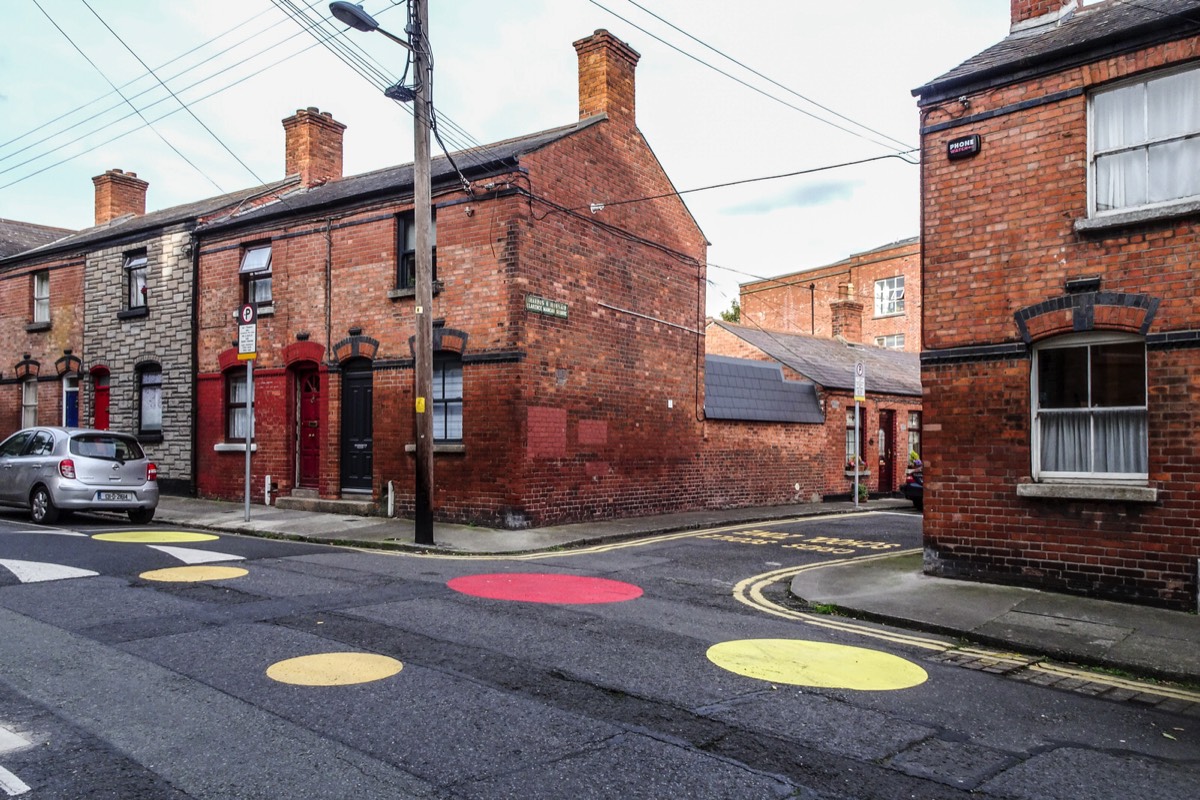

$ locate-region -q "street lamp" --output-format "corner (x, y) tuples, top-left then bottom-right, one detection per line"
(330, 1), (435, 545)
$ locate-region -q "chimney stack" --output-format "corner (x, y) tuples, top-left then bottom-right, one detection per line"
(1011, 0), (1079, 32)
(283, 107), (346, 187)
(92, 169), (148, 226)
(830, 283), (864, 343)
(573, 30), (640, 126)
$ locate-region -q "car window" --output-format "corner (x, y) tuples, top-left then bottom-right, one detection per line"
(70, 434), (145, 462)
(0, 431), (33, 457)
(27, 431), (56, 456)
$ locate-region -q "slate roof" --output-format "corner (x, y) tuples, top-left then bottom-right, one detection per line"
(914, 0), (1200, 103)
(0, 218), (75, 258)
(0, 180), (297, 266)
(704, 355), (824, 423)
(712, 320), (921, 397)
(199, 116), (606, 232)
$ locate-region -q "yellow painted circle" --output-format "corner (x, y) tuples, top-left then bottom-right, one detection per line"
(707, 639), (927, 691)
(266, 653), (404, 686)
(94, 531), (219, 543)
(140, 565), (249, 582)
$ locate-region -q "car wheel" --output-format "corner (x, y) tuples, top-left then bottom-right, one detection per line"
(30, 486), (60, 525)
(128, 508), (155, 525)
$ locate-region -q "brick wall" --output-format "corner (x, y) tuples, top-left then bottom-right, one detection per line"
(0, 255), (85, 435)
(83, 228), (194, 493)
(740, 238), (921, 350)
(919, 31), (1200, 609)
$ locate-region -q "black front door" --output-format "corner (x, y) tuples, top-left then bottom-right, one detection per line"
(340, 361), (373, 493)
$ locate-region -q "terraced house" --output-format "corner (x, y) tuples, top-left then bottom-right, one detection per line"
(914, 0), (1200, 609)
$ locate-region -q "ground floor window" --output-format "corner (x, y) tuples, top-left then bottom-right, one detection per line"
(844, 407), (865, 469)
(21, 379), (37, 427)
(138, 364), (162, 434)
(433, 354), (463, 442)
(1032, 333), (1147, 480)
(907, 411), (921, 462)
(226, 369), (252, 441)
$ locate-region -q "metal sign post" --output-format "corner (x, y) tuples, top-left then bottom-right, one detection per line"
(853, 361), (866, 509)
(238, 304), (257, 522)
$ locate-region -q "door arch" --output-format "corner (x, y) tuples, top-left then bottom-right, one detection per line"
(339, 358), (373, 493)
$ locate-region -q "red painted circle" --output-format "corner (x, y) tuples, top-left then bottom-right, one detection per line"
(447, 573), (643, 604)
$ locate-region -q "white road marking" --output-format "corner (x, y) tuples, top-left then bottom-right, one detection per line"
(0, 765), (30, 796)
(147, 546), (244, 565)
(0, 727), (30, 756)
(0, 560), (98, 583)
(2, 529), (86, 537)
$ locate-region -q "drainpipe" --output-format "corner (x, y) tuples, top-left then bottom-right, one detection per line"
(188, 229), (201, 497)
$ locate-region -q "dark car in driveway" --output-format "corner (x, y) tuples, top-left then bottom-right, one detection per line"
(901, 469), (923, 510)
(0, 427), (158, 524)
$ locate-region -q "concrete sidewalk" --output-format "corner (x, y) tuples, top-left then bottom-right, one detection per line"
(790, 551), (1200, 685)
(152, 494), (1200, 684)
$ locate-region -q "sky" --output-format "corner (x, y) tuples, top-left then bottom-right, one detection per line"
(0, 0), (1011, 315)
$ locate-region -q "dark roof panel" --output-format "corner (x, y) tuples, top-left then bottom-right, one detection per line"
(0, 218), (75, 258)
(704, 355), (824, 423)
(915, 0), (1200, 101)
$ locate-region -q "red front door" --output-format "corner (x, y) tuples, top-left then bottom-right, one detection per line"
(298, 370), (321, 488)
(93, 370), (110, 430)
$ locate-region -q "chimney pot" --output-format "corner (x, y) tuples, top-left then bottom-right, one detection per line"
(283, 107), (347, 187)
(92, 169), (149, 226)
(573, 29), (641, 125)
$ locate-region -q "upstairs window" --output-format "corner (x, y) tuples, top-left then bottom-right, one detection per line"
(1032, 333), (1147, 480)
(125, 252), (148, 309)
(397, 210), (437, 290)
(137, 364), (163, 436)
(240, 244), (272, 307)
(875, 333), (905, 350)
(32, 270), (50, 323)
(432, 353), (462, 442)
(874, 276), (904, 317)
(1091, 64), (1200, 215)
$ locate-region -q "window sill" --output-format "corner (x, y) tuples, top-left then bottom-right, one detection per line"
(117, 307), (149, 320)
(1075, 199), (1200, 234)
(873, 311), (905, 320)
(404, 442), (466, 454)
(214, 442), (258, 453)
(1016, 481), (1157, 503)
(388, 281), (444, 301)
(24, 321), (51, 333)
(844, 470), (871, 477)
(256, 304), (275, 317)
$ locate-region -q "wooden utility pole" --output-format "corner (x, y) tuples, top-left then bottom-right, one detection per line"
(412, 0), (435, 544)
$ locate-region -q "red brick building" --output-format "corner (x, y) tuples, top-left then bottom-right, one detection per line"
(914, 0), (1200, 609)
(706, 319), (922, 497)
(739, 237), (921, 352)
(193, 31), (714, 527)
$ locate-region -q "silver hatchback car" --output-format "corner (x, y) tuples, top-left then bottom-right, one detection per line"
(0, 427), (159, 524)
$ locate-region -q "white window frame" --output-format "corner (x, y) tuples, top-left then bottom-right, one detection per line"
(1031, 332), (1148, 483)
(124, 253), (148, 309)
(138, 365), (163, 435)
(21, 379), (37, 428)
(32, 270), (50, 323)
(239, 244), (273, 309)
(1088, 63), (1200, 217)
(874, 276), (905, 317)
(875, 333), (905, 350)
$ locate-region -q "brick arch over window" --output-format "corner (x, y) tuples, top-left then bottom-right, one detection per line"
(1014, 291), (1159, 345)
(55, 352), (82, 376)
(14, 355), (39, 380)
(407, 326), (469, 359)
(332, 334), (379, 364)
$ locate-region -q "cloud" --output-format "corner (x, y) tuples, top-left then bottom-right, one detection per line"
(722, 180), (861, 215)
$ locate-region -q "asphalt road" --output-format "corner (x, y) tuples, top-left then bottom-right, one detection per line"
(0, 508), (1196, 799)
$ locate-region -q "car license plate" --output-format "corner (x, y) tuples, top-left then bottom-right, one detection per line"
(97, 491), (134, 502)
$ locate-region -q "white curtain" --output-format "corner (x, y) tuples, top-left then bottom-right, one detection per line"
(1093, 409), (1148, 473)
(1040, 411), (1090, 472)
